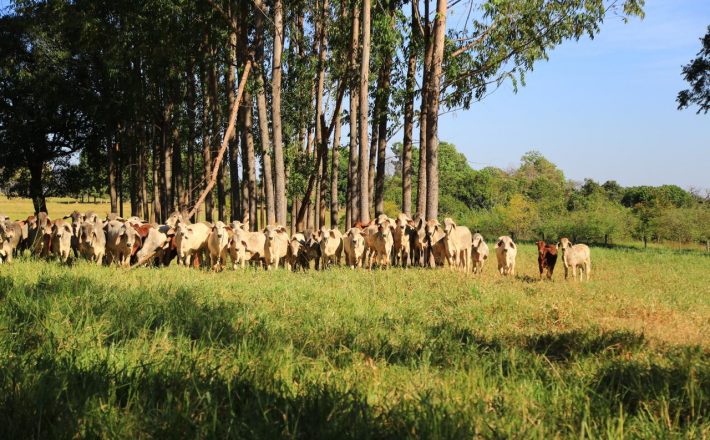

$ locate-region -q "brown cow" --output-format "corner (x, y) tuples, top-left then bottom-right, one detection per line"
(536, 241), (558, 280)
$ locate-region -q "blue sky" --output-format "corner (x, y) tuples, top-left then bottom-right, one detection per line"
(430, 0), (710, 190)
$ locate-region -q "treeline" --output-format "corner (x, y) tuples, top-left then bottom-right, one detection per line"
(384, 147), (710, 247)
(1, 0), (646, 231)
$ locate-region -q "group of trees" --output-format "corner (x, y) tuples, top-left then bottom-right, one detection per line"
(386, 147), (710, 247)
(1, 0), (649, 232)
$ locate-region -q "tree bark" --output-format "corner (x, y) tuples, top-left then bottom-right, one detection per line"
(186, 60), (197, 215)
(425, 0), (447, 220)
(241, 92), (258, 230)
(272, 0), (287, 225)
(162, 102), (174, 219)
(368, 110), (377, 213)
(417, 0), (433, 218)
(401, 0), (417, 217)
(331, 108), (341, 228)
(140, 127), (149, 220)
(358, 0), (371, 224)
(312, 0), (329, 229)
(200, 37), (213, 222)
(225, 4), (240, 222)
(108, 134), (118, 214)
(152, 127), (162, 223)
(347, 0), (360, 229)
(254, 0), (276, 225)
(29, 160), (47, 214)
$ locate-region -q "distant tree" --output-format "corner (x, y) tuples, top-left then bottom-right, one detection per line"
(677, 25), (710, 114)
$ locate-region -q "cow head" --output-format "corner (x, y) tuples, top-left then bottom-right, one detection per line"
(557, 237), (572, 252)
(497, 236), (516, 252)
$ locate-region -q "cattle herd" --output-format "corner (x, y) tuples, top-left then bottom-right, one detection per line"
(0, 210), (592, 280)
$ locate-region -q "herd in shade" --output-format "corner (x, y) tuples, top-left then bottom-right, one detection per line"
(0, 210), (592, 281)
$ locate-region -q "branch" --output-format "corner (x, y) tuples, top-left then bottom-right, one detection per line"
(187, 60), (252, 220)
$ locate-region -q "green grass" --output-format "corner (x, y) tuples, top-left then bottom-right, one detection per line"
(0, 244), (708, 438)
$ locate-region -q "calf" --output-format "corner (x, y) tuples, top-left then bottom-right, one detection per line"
(302, 229), (323, 270)
(0, 221), (23, 263)
(317, 227), (343, 269)
(536, 241), (558, 280)
(174, 222), (211, 267)
(286, 233), (309, 271)
(50, 219), (74, 263)
(343, 227), (366, 269)
(207, 221), (231, 270)
(78, 220), (106, 264)
(134, 224), (175, 267)
(264, 225), (289, 270)
(105, 220), (142, 267)
(443, 218), (472, 271)
(558, 237), (591, 281)
(471, 233), (489, 274)
(425, 220), (448, 268)
(229, 222), (266, 269)
(365, 218), (394, 270)
(392, 213), (414, 267)
(495, 236), (517, 276)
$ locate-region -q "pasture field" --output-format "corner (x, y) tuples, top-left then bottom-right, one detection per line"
(0, 245), (709, 438)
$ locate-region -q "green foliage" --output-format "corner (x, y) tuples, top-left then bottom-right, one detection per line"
(677, 25), (710, 114)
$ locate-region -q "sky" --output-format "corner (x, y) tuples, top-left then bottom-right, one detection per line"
(429, 0), (710, 191)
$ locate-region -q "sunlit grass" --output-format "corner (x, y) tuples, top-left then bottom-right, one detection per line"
(0, 243), (708, 438)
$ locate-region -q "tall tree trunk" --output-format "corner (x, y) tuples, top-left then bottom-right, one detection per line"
(272, 0), (287, 225)
(368, 110), (377, 213)
(417, 0), (433, 218)
(186, 61), (197, 214)
(140, 127), (149, 220)
(152, 127), (162, 223)
(129, 124), (138, 217)
(225, 6), (240, 222)
(201, 41), (213, 222)
(108, 134), (118, 214)
(29, 160), (47, 214)
(425, 0), (447, 220)
(209, 50), (224, 221)
(313, 0), (329, 229)
(401, 0), (417, 217)
(347, 0), (360, 229)
(242, 94), (258, 231)
(358, 0), (371, 223)
(173, 112), (184, 214)
(330, 108), (341, 228)
(162, 102), (173, 219)
(254, 0), (275, 225)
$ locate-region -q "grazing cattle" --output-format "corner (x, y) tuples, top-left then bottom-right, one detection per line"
(207, 221), (231, 270)
(410, 217), (429, 267)
(365, 218), (394, 270)
(134, 224), (175, 267)
(264, 225), (289, 270)
(229, 222), (266, 269)
(50, 219), (74, 263)
(286, 233), (308, 271)
(302, 230), (323, 270)
(0, 221), (23, 263)
(317, 227), (343, 269)
(174, 222), (211, 267)
(443, 218), (472, 271)
(495, 236), (517, 276)
(105, 220), (142, 267)
(78, 220), (106, 264)
(166, 212), (187, 228)
(536, 241), (558, 280)
(64, 210), (85, 257)
(471, 233), (489, 274)
(29, 212), (52, 257)
(392, 213), (414, 267)
(425, 220), (448, 268)
(557, 237), (591, 281)
(343, 227), (366, 269)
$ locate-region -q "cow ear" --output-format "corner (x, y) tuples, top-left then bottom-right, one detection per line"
(510, 241), (516, 249)
(497, 239), (503, 247)
(241, 240), (248, 248)
(329, 230), (336, 239)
